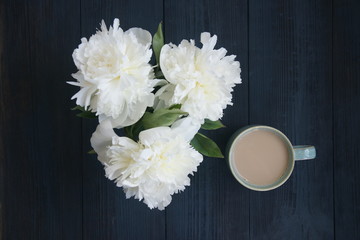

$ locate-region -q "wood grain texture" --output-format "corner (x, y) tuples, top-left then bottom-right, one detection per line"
(0, 0), (359, 239)
(333, 0), (360, 238)
(1, 0), (83, 239)
(164, 0), (249, 239)
(0, 1), (4, 238)
(248, 0), (333, 239)
(79, 1), (165, 240)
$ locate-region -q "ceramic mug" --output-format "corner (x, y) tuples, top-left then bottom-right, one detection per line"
(226, 125), (316, 191)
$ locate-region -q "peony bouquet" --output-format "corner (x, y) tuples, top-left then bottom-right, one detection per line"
(68, 19), (241, 210)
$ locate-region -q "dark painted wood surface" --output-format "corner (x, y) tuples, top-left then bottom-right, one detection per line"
(164, 1), (249, 240)
(0, 0), (359, 239)
(79, 1), (165, 240)
(333, 0), (360, 238)
(248, 1), (333, 239)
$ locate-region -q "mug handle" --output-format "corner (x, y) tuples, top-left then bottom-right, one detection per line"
(293, 145), (316, 161)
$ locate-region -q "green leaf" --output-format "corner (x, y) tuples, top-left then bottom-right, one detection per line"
(124, 119), (144, 141)
(88, 149), (96, 154)
(71, 105), (97, 119)
(201, 119), (225, 130)
(76, 111), (97, 119)
(190, 133), (224, 158)
(155, 69), (164, 79)
(142, 108), (187, 129)
(124, 124), (135, 139)
(169, 104), (182, 110)
(71, 105), (86, 111)
(153, 22), (164, 67)
(131, 121), (144, 141)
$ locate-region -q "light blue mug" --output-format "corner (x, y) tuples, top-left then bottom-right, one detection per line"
(226, 125), (316, 191)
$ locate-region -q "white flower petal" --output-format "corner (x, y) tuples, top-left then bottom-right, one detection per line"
(103, 126), (203, 210)
(159, 32), (241, 122)
(200, 32), (217, 51)
(111, 136), (138, 149)
(70, 19), (155, 127)
(171, 117), (201, 142)
(153, 79), (168, 87)
(154, 84), (173, 110)
(126, 27), (152, 47)
(139, 127), (170, 146)
(159, 44), (172, 81)
(90, 119), (117, 164)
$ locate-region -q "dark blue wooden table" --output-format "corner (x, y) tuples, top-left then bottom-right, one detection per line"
(1, 0), (359, 239)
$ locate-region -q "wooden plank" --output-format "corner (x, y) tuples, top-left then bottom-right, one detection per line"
(80, 1), (166, 239)
(164, 0), (249, 239)
(0, 1), (4, 238)
(333, 0), (360, 238)
(248, 0), (333, 239)
(0, 0), (83, 239)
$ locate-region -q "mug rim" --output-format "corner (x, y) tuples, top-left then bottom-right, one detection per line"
(226, 125), (295, 191)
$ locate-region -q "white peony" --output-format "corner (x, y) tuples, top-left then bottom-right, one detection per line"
(157, 32), (241, 123)
(68, 19), (157, 128)
(90, 118), (203, 210)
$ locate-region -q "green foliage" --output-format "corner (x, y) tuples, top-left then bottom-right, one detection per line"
(153, 22), (164, 67)
(142, 108), (187, 129)
(201, 119), (225, 130)
(71, 106), (97, 119)
(191, 133), (224, 158)
(155, 70), (164, 79)
(124, 106), (187, 141)
(88, 149), (96, 154)
(124, 119), (144, 142)
(168, 104), (182, 110)
(71, 106), (85, 111)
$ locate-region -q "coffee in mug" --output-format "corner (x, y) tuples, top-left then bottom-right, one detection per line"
(226, 125), (316, 191)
